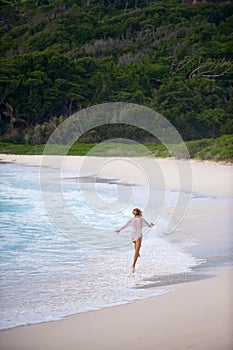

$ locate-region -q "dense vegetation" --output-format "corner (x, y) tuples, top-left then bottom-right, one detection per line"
(0, 0), (233, 146)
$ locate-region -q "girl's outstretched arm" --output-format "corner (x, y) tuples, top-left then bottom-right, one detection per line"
(142, 218), (154, 227)
(115, 219), (132, 233)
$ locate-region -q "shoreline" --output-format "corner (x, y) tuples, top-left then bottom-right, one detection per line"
(0, 154), (233, 196)
(0, 154), (232, 349)
(0, 266), (232, 350)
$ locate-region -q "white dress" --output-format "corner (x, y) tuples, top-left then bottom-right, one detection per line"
(118, 217), (153, 242)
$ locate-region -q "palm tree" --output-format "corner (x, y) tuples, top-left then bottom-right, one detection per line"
(3, 102), (28, 136)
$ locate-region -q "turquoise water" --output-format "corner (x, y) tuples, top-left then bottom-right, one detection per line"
(0, 162), (200, 330)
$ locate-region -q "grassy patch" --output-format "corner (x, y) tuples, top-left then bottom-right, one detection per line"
(0, 135), (232, 162)
(186, 135), (233, 162)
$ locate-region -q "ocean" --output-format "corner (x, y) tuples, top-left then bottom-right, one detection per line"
(0, 162), (201, 330)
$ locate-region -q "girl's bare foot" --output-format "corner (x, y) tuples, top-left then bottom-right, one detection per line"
(132, 266), (135, 273)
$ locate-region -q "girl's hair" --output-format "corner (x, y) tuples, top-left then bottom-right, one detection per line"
(132, 208), (143, 217)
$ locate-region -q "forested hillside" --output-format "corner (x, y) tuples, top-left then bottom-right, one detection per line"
(0, 0), (233, 144)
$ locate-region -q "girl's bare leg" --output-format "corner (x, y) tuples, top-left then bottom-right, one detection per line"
(133, 241), (140, 257)
(132, 238), (142, 273)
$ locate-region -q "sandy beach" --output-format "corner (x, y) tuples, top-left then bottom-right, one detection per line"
(0, 154), (232, 196)
(0, 267), (232, 350)
(0, 154), (232, 350)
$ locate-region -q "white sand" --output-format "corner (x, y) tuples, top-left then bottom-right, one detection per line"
(0, 154), (232, 350)
(0, 154), (232, 196)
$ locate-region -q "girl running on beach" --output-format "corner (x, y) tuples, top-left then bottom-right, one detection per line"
(115, 208), (154, 273)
